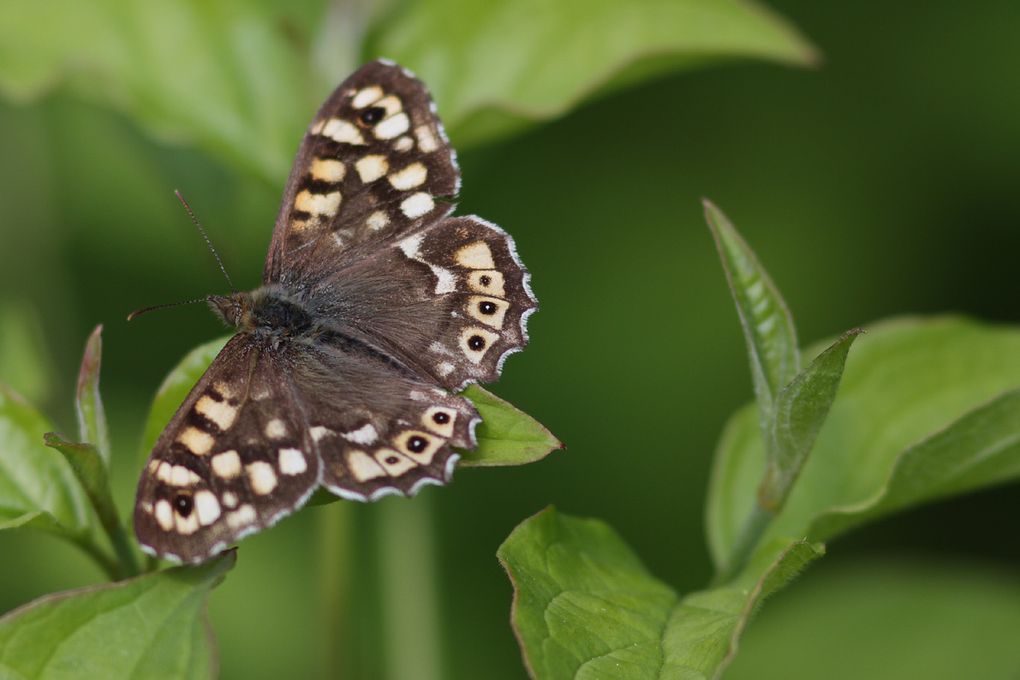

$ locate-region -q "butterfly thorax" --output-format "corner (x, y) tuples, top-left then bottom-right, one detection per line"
(208, 287), (313, 336)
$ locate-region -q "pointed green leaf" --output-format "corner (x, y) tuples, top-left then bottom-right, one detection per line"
(760, 329), (863, 510)
(458, 386), (562, 467)
(75, 325), (111, 465)
(498, 507), (823, 680)
(0, 384), (92, 540)
(704, 200), (799, 438)
(43, 434), (117, 537)
(142, 337), (557, 470)
(0, 551), (236, 679)
(375, 0), (818, 146)
(707, 316), (1020, 569)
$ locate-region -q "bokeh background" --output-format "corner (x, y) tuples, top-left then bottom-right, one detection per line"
(1, 1), (1019, 678)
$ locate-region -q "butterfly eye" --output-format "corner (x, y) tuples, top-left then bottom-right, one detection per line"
(174, 493), (194, 518)
(479, 275), (492, 286)
(432, 412), (450, 424)
(407, 436), (428, 453)
(358, 107), (386, 127)
(478, 301), (497, 315)
(468, 335), (486, 350)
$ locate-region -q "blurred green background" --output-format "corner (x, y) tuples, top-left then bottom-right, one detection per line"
(1, 1), (1019, 678)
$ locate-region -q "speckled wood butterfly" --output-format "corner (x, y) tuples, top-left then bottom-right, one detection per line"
(134, 60), (536, 563)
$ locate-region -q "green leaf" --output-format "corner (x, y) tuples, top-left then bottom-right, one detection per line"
(75, 325), (111, 465)
(707, 316), (1020, 569)
(0, 0), (816, 181)
(0, 550), (236, 679)
(760, 329), (862, 511)
(142, 336), (558, 469)
(497, 507), (823, 680)
(0, 0), (317, 183)
(0, 384), (92, 540)
(704, 200), (800, 439)
(375, 0), (819, 146)
(809, 387), (1020, 541)
(458, 385), (562, 467)
(42, 435), (115, 530)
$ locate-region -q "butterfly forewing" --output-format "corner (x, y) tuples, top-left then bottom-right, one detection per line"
(265, 60), (460, 286)
(135, 336), (320, 563)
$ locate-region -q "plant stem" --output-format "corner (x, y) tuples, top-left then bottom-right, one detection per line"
(107, 521), (141, 577)
(715, 503), (773, 585)
(377, 496), (443, 680)
(318, 501), (353, 680)
(71, 536), (121, 581)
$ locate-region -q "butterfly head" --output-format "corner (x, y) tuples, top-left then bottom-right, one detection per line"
(208, 292), (255, 330)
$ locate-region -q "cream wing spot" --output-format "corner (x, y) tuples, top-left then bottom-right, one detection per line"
(342, 423), (379, 445)
(372, 94), (403, 117)
(467, 270), (506, 297)
(375, 449), (417, 476)
(194, 491), (221, 526)
(155, 500), (174, 531)
(460, 327), (500, 364)
(310, 426), (333, 442)
(374, 112), (410, 139)
(177, 427), (213, 455)
(227, 504), (257, 529)
(278, 448), (308, 475)
(211, 450), (241, 479)
(352, 85), (384, 109)
(310, 158), (346, 182)
(422, 407), (456, 437)
(356, 155), (389, 183)
(455, 242), (495, 269)
(222, 491), (238, 509)
(387, 162), (428, 190)
(394, 136), (414, 152)
(437, 361), (454, 377)
(400, 192), (434, 218)
(247, 462), (278, 495)
(171, 465), (200, 487)
(156, 461), (173, 484)
(321, 118), (366, 145)
(415, 125), (439, 153)
(348, 450), (387, 482)
(295, 190), (342, 217)
(367, 210), (390, 231)
(467, 296), (509, 329)
(265, 419), (287, 440)
(195, 395), (237, 431)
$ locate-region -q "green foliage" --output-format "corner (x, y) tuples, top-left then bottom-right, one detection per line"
(497, 507), (822, 679)
(0, 551), (235, 680)
(0, 384), (92, 542)
(0, 0), (816, 183)
(499, 205), (1020, 679)
(139, 335), (561, 471)
(707, 316), (1020, 568)
(74, 325), (111, 466)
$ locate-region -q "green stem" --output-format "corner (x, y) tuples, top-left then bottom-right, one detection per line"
(715, 503), (773, 585)
(377, 497), (443, 680)
(318, 501), (353, 680)
(106, 520), (141, 577)
(71, 535), (121, 581)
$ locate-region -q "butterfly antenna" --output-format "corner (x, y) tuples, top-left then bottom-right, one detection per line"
(126, 297), (209, 322)
(174, 189), (237, 293)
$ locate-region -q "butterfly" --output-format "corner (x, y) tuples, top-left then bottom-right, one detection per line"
(134, 59), (536, 563)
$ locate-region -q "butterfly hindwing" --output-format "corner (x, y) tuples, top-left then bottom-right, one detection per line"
(265, 60), (460, 286)
(134, 336), (320, 563)
(289, 339), (480, 501)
